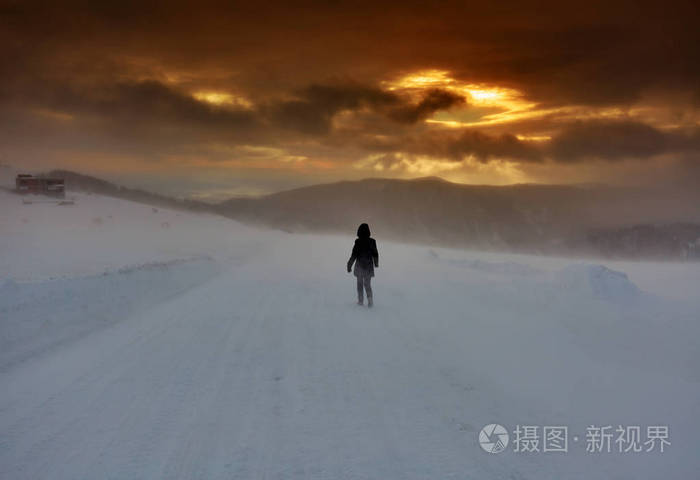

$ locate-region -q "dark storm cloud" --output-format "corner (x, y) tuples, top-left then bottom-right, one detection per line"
(1, 0), (699, 187)
(0, 77), (260, 154)
(356, 121), (700, 164)
(388, 89), (466, 124)
(360, 129), (542, 163)
(267, 85), (466, 133)
(549, 121), (700, 161)
(445, 131), (540, 162)
(3, 0), (698, 104)
(0, 74), (463, 153)
(84, 81), (256, 128)
(266, 84), (398, 134)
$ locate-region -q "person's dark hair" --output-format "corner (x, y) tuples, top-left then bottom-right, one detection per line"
(357, 223), (371, 238)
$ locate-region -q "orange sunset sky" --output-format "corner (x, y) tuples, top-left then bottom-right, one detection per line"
(1, 0), (698, 199)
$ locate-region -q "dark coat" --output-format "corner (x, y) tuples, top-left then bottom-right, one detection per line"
(347, 224), (379, 277)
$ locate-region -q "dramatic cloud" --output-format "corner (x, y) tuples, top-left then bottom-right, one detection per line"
(265, 84), (395, 134)
(388, 89), (466, 124)
(359, 129), (541, 163)
(549, 121), (700, 161)
(1, 0), (698, 194)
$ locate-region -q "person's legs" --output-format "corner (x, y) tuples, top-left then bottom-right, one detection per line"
(356, 276), (364, 304)
(365, 276), (373, 307)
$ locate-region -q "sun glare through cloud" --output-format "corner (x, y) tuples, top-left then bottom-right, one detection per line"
(193, 91), (253, 108)
(384, 70), (538, 128)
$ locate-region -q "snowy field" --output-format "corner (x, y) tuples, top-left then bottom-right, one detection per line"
(1, 189), (699, 479)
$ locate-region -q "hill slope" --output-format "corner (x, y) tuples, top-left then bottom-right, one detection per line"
(6, 167), (699, 258)
(218, 177), (700, 257)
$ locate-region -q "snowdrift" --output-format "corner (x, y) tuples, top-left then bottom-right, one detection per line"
(0, 257), (219, 369)
(555, 263), (641, 302)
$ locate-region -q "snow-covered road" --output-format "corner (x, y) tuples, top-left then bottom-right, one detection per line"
(2, 248), (504, 479)
(1, 191), (699, 479)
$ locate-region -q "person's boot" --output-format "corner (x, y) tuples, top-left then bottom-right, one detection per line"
(367, 296), (373, 308)
(357, 295), (364, 305)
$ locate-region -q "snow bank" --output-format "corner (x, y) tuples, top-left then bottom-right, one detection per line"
(555, 264), (641, 302)
(0, 257), (219, 370)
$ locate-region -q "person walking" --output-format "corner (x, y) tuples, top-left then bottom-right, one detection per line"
(347, 223), (379, 307)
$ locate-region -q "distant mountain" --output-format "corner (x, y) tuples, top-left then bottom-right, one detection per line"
(40, 170), (700, 259)
(216, 177), (700, 258)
